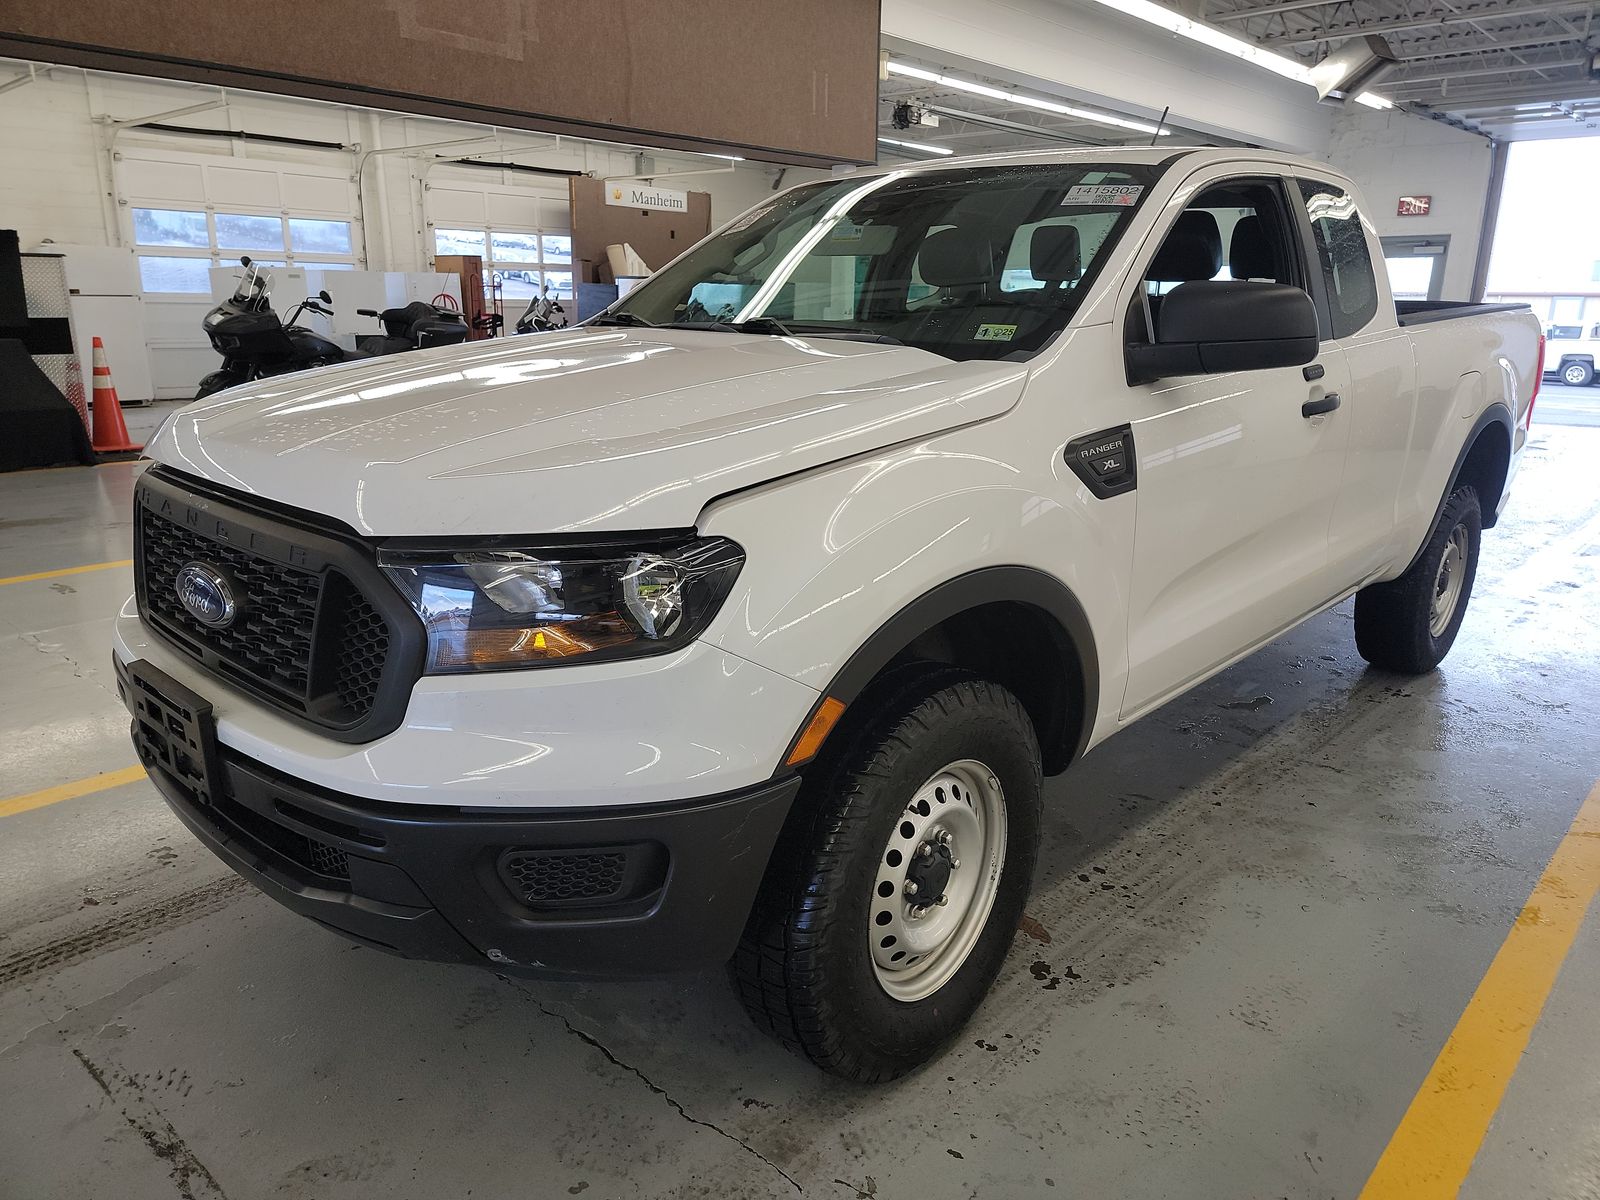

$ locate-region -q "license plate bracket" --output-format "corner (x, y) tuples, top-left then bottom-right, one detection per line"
(127, 660), (221, 807)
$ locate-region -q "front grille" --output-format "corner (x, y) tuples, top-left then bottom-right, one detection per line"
(134, 470), (417, 740)
(500, 850), (629, 906)
(140, 506), (322, 698)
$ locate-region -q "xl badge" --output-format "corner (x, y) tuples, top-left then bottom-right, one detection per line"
(175, 562), (238, 628)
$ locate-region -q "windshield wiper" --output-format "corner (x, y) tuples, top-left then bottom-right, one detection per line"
(718, 316), (795, 337)
(588, 311), (656, 328)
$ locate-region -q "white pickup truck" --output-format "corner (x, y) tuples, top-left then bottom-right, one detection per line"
(116, 147), (1542, 1082)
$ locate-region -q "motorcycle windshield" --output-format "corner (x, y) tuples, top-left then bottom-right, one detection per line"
(230, 265), (268, 304)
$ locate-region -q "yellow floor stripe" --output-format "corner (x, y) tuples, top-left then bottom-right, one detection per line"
(1359, 778), (1600, 1198)
(0, 559), (133, 587)
(0, 765), (147, 819)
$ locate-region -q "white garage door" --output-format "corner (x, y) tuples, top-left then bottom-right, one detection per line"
(426, 180), (572, 304)
(115, 150), (361, 398)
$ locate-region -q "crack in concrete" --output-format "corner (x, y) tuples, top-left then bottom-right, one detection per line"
(19, 629), (122, 701)
(506, 982), (802, 1194)
(72, 1047), (230, 1200)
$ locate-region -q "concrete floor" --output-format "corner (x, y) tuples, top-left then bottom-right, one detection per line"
(2, 395), (1599, 1199)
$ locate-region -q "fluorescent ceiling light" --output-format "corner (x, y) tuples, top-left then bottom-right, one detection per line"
(878, 135), (954, 156)
(885, 61), (1171, 135)
(1079, 0), (1394, 111)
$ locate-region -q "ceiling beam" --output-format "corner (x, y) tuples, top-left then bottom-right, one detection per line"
(1258, 1), (1600, 47)
(1387, 58), (1588, 85)
(1397, 32), (1592, 60)
(1213, 0), (1353, 19)
(1408, 79), (1600, 106)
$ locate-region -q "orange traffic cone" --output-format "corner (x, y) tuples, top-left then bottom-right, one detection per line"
(89, 336), (143, 453)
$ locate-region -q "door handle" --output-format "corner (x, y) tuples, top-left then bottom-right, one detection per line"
(1302, 392), (1341, 418)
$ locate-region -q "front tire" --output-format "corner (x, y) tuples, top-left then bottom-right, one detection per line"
(1354, 485), (1482, 674)
(732, 666), (1041, 1082)
(1562, 359), (1594, 387)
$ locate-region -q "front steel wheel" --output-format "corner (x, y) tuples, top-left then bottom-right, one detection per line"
(870, 759), (1008, 1003)
(732, 665), (1042, 1082)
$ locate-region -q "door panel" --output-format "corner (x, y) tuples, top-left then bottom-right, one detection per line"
(1122, 348), (1352, 714)
(1117, 168), (1352, 717)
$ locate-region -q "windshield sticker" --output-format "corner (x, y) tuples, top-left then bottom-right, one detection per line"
(974, 323), (1018, 342)
(1061, 184), (1144, 207)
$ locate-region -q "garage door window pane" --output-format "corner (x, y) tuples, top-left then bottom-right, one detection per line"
(435, 228), (486, 257)
(542, 235), (573, 265)
(132, 208), (209, 248)
(289, 218), (352, 254)
(216, 213), (285, 251)
(489, 232), (541, 263)
(138, 255), (213, 293)
(542, 271), (573, 299)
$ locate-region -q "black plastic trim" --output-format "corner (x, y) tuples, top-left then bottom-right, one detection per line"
(1396, 301), (1533, 327)
(1065, 425), (1137, 498)
(136, 466), (425, 743)
(822, 566), (1099, 768)
(1400, 403), (1514, 574)
(133, 729), (804, 979)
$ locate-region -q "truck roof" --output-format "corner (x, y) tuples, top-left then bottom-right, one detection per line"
(838, 144), (1354, 184)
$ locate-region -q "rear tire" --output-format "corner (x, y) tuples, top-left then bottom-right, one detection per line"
(1562, 359), (1594, 387)
(731, 665), (1042, 1082)
(1354, 485), (1481, 674)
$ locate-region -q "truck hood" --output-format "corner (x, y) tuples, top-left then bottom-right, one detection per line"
(150, 328), (1027, 536)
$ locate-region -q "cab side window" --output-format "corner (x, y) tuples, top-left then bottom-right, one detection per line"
(1298, 179), (1378, 339)
(1131, 178), (1300, 340)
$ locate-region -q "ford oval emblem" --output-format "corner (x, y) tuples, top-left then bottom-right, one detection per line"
(175, 562), (238, 628)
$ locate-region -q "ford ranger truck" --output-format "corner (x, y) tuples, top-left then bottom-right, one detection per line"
(115, 148), (1543, 1082)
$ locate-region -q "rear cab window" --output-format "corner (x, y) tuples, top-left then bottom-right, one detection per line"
(1297, 178), (1380, 339)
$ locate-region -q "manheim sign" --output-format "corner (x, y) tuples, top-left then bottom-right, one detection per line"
(605, 183), (690, 214)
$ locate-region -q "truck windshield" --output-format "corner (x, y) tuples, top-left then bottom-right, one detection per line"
(603, 162), (1161, 362)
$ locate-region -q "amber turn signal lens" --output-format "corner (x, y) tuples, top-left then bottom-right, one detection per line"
(429, 620), (637, 668)
(785, 696), (847, 767)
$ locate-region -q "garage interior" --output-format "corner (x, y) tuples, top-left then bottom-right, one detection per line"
(3, 2), (1599, 1197)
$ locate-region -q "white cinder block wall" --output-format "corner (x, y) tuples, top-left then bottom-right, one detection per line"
(1325, 109), (1495, 302)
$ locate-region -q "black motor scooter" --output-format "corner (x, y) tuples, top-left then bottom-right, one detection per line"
(196, 257), (366, 398)
(354, 302), (470, 356)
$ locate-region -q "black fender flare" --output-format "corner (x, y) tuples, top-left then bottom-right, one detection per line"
(1401, 402), (1514, 574)
(819, 566), (1100, 771)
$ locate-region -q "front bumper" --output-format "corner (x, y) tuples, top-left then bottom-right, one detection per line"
(113, 654), (801, 977)
(125, 683), (801, 976)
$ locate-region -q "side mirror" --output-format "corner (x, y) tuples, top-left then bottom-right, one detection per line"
(240, 256), (252, 268)
(1125, 281), (1319, 385)
(319, 289), (332, 303)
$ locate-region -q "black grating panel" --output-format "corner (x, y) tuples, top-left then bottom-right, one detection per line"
(500, 850), (629, 905)
(214, 787), (351, 882)
(332, 584), (390, 718)
(140, 505), (320, 699)
(136, 495), (394, 728)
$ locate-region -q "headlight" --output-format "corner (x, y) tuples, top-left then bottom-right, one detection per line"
(377, 537), (744, 674)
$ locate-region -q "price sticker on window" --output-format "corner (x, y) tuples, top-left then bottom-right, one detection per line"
(974, 323), (1019, 342)
(1061, 184), (1144, 207)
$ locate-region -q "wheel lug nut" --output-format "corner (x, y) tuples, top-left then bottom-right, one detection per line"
(936, 895), (949, 906)
(938, 830), (953, 846)
(904, 880), (919, 897)
(917, 843), (933, 859)
(950, 858), (960, 870)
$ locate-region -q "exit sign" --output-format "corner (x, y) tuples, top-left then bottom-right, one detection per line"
(1398, 195), (1432, 217)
